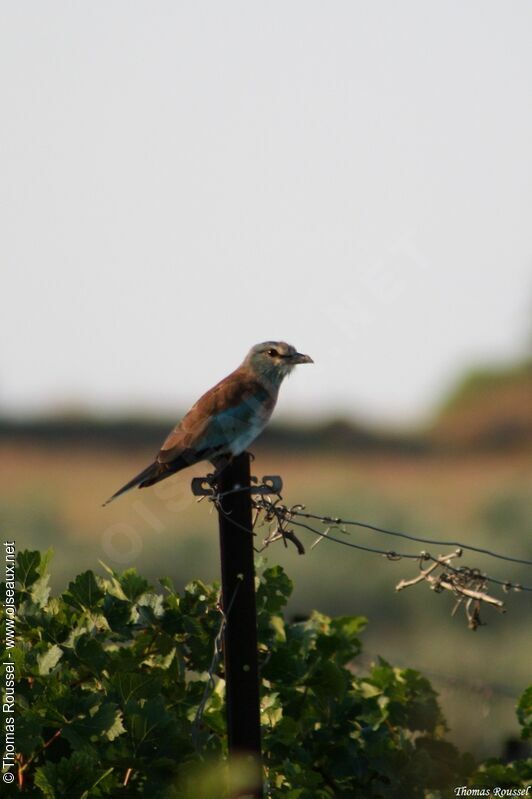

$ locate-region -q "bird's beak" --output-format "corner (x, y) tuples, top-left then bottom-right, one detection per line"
(292, 352), (314, 364)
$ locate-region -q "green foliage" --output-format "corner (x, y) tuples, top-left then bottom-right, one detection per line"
(517, 687), (532, 740)
(2, 550), (530, 798)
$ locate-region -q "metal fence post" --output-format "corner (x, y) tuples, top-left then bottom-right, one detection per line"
(217, 452), (264, 798)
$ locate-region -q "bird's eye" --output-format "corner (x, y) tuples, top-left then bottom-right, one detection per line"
(267, 349), (278, 357)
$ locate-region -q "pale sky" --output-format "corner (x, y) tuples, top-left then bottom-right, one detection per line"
(2, 2), (531, 424)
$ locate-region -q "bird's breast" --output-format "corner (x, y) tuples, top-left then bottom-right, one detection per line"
(226, 413), (271, 456)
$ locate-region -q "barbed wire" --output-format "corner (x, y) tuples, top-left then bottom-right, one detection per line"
(215, 485), (532, 568)
(206, 483), (531, 630)
(288, 507), (532, 567)
(249, 495), (531, 590)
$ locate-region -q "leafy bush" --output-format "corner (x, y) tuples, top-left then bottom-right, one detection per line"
(1, 550), (530, 797)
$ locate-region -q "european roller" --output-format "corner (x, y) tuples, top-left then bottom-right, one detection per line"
(103, 341), (313, 505)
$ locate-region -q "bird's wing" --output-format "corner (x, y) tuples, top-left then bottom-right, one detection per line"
(157, 368), (276, 465)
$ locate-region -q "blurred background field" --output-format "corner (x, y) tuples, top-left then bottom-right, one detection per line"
(2, 359), (531, 760)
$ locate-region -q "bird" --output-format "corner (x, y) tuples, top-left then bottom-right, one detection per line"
(103, 341), (313, 506)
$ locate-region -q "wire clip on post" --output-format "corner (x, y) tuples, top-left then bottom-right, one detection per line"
(191, 473), (283, 497)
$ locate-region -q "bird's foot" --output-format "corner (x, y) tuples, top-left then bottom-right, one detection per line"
(207, 455), (233, 485)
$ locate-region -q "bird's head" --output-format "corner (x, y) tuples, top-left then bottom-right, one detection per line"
(244, 341), (313, 386)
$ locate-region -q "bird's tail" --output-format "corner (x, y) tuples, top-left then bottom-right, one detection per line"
(102, 461), (168, 507)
